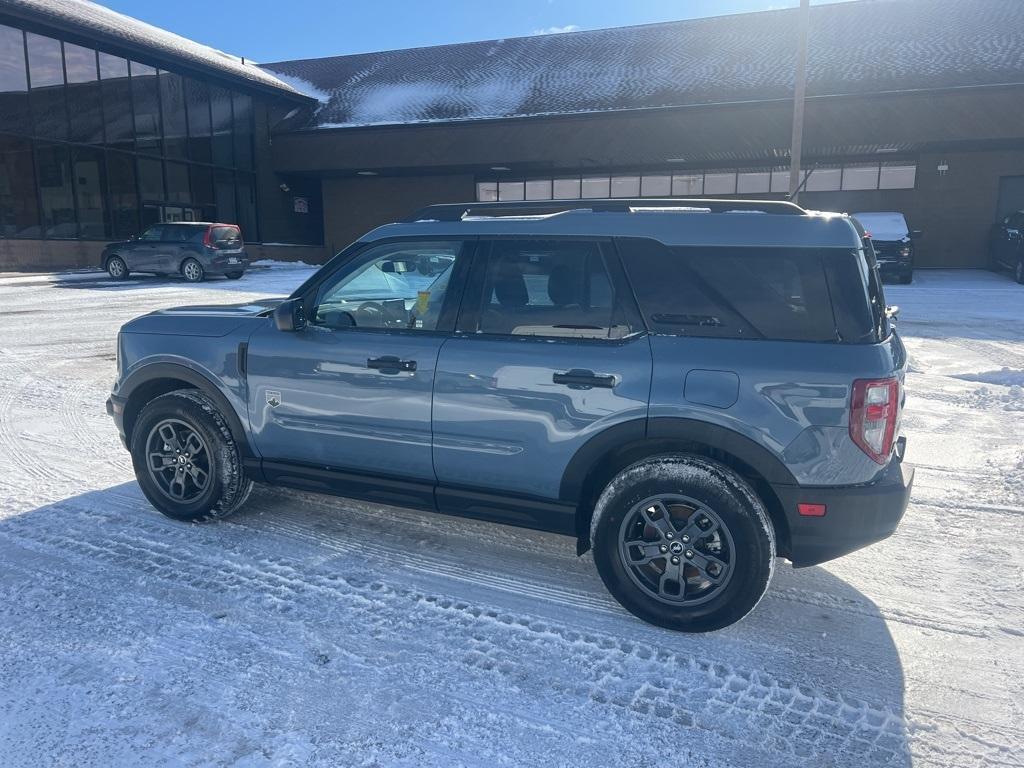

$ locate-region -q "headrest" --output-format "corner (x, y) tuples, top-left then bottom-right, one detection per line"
(493, 260), (529, 308)
(547, 264), (580, 306)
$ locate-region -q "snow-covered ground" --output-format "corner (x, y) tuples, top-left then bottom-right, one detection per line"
(0, 267), (1021, 767)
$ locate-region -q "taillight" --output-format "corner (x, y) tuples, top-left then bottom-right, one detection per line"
(203, 227), (214, 248)
(850, 377), (900, 463)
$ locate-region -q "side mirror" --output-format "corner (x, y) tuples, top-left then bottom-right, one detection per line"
(910, 230), (923, 240)
(273, 298), (306, 332)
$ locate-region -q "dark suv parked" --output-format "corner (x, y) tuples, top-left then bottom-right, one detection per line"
(106, 199), (913, 632)
(989, 211), (1024, 283)
(853, 211), (919, 284)
(102, 222), (248, 282)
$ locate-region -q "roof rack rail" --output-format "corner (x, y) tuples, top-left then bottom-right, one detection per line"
(406, 198), (806, 222)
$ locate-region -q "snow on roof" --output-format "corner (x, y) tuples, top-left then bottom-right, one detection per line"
(260, 0), (1024, 129)
(3, 0), (307, 99)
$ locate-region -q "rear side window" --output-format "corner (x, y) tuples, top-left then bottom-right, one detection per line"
(618, 239), (840, 342)
(475, 240), (638, 339)
(161, 225), (194, 242)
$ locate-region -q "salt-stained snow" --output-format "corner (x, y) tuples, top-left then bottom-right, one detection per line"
(0, 267), (1021, 767)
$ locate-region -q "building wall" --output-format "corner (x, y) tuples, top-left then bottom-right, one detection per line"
(321, 174), (476, 255)
(0, 15), (320, 271)
(311, 147), (1024, 270)
(801, 149), (1024, 268)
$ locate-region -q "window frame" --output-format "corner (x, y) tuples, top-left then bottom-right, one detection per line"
(455, 236), (645, 343)
(299, 236), (477, 336)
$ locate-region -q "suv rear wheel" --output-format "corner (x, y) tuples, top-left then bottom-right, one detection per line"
(590, 455), (775, 632)
(130, 389), (253, 521)
(1016, 258), (1024, 285)
(181, 258), (205, 283)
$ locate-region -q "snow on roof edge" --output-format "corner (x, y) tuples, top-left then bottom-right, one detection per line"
(4, 0), (309, 99)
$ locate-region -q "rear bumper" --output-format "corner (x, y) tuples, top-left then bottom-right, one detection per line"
(771, 454), (914, 567)
(206, 251), (249, 275)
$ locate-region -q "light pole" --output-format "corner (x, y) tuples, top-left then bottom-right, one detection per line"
(788, 0), (811, 203)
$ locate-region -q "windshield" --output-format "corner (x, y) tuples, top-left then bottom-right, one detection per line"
(853, 212), (909, 241)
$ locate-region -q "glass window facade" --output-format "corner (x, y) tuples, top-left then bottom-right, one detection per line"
(477, 162), (918, 203)
(0, 22), (262, 241)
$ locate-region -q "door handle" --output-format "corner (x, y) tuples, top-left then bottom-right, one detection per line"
(552, 369), (616, 389)
(367, 356), (417, 373)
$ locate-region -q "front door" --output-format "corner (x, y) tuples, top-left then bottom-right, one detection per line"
(432, 238), (652, 521)
(127, 223), (165, 271)
(246, 238), (473, 489)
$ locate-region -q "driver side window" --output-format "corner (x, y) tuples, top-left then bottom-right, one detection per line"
(313, 240), (466, 331)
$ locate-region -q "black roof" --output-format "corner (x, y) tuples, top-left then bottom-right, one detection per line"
(261, 0), (1024, 129)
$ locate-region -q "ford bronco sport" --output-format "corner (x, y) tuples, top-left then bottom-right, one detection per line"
(106, 199), (913, 632)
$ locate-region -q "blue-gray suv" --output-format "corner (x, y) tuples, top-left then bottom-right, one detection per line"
(106, 199), (913, 631)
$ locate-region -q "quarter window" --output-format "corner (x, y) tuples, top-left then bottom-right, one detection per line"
(313, 241), (466, 331)
(619, 238), (839, 342)
(476, 240), (636, 340)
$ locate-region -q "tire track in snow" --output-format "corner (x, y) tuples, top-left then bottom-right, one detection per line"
(0, 516), (918, 767)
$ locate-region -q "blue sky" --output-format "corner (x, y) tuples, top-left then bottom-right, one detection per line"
(100, 0), (838, 62)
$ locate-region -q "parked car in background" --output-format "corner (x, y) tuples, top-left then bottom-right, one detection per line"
(106, 199), (913, 633)
(853, 212), (919, 284)
(989, 211), (1024, 284)
(102, 222), (248, 282)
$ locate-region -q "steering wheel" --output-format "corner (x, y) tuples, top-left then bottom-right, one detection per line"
(354, 301), (389, 326)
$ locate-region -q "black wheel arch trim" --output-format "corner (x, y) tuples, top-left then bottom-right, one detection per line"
(560, 417), (797, 556)
(119, 362), (255, 458)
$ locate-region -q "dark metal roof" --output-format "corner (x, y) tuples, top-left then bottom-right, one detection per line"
(261, 0), (1024, 129)
(0, 0), (309, 100)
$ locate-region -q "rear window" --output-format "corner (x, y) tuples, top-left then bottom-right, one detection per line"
(853, 212), (909, 240)
(212, 225), (241, 243)
(619, 239), (859, 343)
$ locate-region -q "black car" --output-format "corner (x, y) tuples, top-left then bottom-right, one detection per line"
(853, 212), (919, 284)
(102, 222), (249, 282)
(989, 211), (1024, 284)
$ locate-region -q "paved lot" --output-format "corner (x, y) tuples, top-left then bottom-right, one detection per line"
(0, 267), (1021, 767)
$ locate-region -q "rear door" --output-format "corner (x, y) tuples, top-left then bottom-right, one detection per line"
(159, 224), (196, 271)
(432, 238), (652, 522)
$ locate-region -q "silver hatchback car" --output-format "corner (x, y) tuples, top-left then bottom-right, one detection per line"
(101, 222), (249, 282)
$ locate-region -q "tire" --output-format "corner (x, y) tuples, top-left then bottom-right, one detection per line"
(899, 271), (913, 285)
(106, 255), (128, 280)
(590, 455), (775, 632)
(225, 271), (244, 280)
(1016, 259), (1024, 285)
(181, 258), (205, 283)
(130, 389), (253, 522)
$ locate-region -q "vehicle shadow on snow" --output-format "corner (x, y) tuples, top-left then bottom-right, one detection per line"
(3, 482), (911, 766)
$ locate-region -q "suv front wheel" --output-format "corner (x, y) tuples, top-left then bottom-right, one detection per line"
(106, 255), (128, 280)
(130, 389), (253, 521)
(590, 455), (775, 632)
